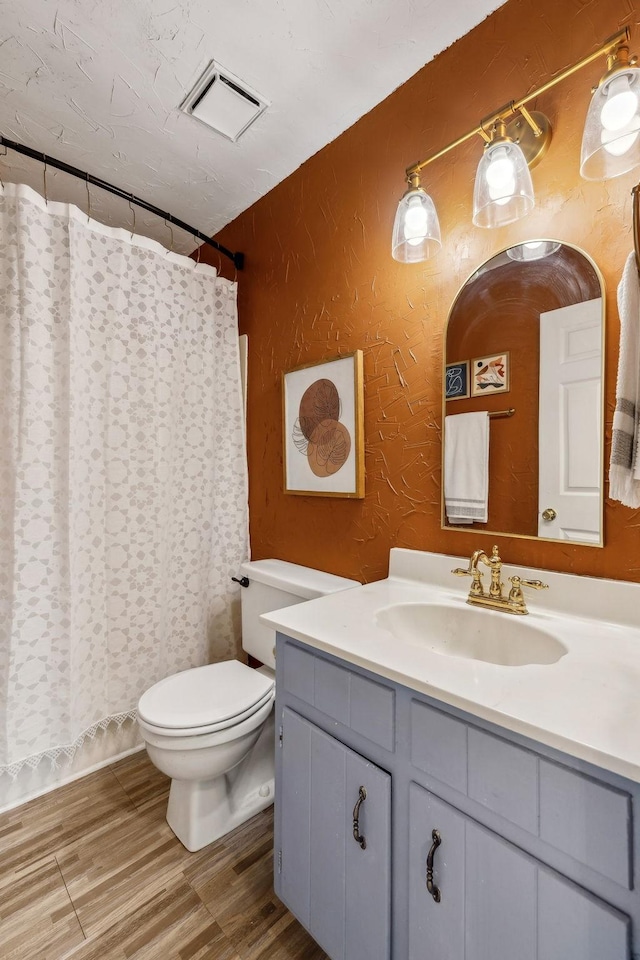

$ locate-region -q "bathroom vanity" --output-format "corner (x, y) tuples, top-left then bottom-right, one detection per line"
(263, 549), (640, 960)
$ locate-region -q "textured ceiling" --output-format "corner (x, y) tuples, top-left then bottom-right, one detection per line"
(0, 0), (505, 255)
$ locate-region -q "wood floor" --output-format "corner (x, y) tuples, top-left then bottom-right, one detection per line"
(0, 752), (328, 960)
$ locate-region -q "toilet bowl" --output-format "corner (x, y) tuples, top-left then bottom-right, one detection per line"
(137, 559), (359, 851)
(138, 661), (276, 851)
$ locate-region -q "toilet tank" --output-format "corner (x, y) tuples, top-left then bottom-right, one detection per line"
(238, 559), (359, 668)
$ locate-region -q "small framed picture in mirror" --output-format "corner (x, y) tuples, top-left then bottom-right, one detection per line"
(445, 360), (470, 400)
(471, 352), (509, 396)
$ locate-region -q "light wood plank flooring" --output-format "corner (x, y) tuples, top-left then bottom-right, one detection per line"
(0, 752), (328, 960)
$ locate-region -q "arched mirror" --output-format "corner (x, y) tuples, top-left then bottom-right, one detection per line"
(442, 240), (604, 545)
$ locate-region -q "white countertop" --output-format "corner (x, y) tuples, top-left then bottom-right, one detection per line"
(261, 548), (640, 783)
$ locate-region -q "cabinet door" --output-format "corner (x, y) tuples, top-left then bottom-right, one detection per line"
(409, 782), (630, 960)
(279, 707), (391, 960)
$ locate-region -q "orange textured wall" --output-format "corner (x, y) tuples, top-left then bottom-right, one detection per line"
(205, 0), (640, 585)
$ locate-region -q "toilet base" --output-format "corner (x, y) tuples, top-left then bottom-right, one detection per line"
(166, 712), (275, 851)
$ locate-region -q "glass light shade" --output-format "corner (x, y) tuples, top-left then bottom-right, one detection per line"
(391, 187), (441, 262)
(580, 67), (640, 180)
(472, 139), (534, 228)
(506, 240), (561, 262)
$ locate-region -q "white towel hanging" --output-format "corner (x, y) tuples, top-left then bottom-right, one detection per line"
(444, 411), (489, 523)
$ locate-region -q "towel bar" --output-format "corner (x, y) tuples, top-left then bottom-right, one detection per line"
(488, 408), (515, 419)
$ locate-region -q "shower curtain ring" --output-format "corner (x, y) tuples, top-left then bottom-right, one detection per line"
(166, 217), (174, 252)
(85, 173), (91, 223)
(194, 232), (201, 263)
(42, 155), (48, 205)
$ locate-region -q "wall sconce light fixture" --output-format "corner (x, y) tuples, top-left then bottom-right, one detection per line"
(581, 39), (640, 179)
(392, 28), (636, 262)
(391, 172), (441, 262)
(472, 116), (537, 228)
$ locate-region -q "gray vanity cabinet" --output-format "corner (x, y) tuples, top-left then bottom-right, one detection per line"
(279, 706), (391, 960)
(275, 635), (638, 960)
(408, 782), (630, 960)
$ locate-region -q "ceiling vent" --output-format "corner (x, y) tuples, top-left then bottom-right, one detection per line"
(180, 62), (268, 142)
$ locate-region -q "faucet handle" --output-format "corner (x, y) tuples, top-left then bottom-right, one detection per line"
(453, 563), (485, 598)
(508, 576), (549, 593)
(507, 576), (548, 614)
(519, 578), (549, 592)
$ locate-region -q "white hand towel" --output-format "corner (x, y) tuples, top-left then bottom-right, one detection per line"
(610, 251), (640, 508)
(444, 412), (489, 523)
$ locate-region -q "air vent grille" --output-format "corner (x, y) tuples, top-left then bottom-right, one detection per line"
(180, 62), (268, 142)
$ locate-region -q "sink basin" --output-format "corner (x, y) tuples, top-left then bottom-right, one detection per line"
(375, 602), (567, 667)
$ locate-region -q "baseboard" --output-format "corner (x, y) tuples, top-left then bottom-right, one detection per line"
(0, 718), (144, 814)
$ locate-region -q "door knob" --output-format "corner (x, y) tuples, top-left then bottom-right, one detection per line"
(541, 508), (557, 522)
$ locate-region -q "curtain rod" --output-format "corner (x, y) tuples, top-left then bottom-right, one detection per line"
(0, 135), (244, 271)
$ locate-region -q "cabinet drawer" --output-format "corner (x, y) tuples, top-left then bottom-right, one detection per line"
(410, 699), (468, 793)
(281, 639), (395, 751)
(539, 759), (633, 890)
(410, 701), (538, 832)
(467, 728), (538, 834)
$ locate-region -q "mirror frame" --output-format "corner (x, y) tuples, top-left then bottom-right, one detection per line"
(441, 238), (606, 547)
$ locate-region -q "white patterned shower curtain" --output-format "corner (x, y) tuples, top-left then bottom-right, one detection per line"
(0, 184), (248, 780)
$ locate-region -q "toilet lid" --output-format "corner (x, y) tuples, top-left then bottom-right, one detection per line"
(137, 660), (274, 730)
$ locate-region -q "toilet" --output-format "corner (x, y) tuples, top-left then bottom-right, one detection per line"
(137, 559), (358, 851)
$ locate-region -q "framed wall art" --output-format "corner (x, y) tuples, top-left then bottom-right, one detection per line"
(283, 351), (364, 498)
(445, 360), (470, 400)
(471, 352), (510, 396)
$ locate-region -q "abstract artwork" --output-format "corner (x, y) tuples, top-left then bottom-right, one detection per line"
(283, 351), (364, 497)
(445, 360), (470, 400)
(471, 352), (510, 396)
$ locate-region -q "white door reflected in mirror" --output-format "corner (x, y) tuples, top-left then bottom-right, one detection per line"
(538, 299), (602, 542)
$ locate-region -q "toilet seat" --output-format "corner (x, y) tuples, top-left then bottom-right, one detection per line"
(140, 694), (275, 753)
(138, 687), (274, 738)
(137, 660), (274, 737)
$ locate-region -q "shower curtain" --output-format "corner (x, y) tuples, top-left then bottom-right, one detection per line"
(0, 183), (248, 778)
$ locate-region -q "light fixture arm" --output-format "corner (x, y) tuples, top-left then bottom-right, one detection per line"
(518, 105), (544, 139)
(405, 26), (630, 180)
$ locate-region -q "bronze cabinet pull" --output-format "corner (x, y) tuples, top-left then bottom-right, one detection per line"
(426, 829), (442, 903)
(352, 786), (367, 850)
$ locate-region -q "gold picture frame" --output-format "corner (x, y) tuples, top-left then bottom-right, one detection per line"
(470, 351), (510, 396)
(283, 350), (364, 498)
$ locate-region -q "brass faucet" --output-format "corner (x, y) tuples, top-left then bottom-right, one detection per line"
(452, 546), (548, 615)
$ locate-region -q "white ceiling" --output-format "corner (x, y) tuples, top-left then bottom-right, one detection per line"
(0, 0), (504, 256)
